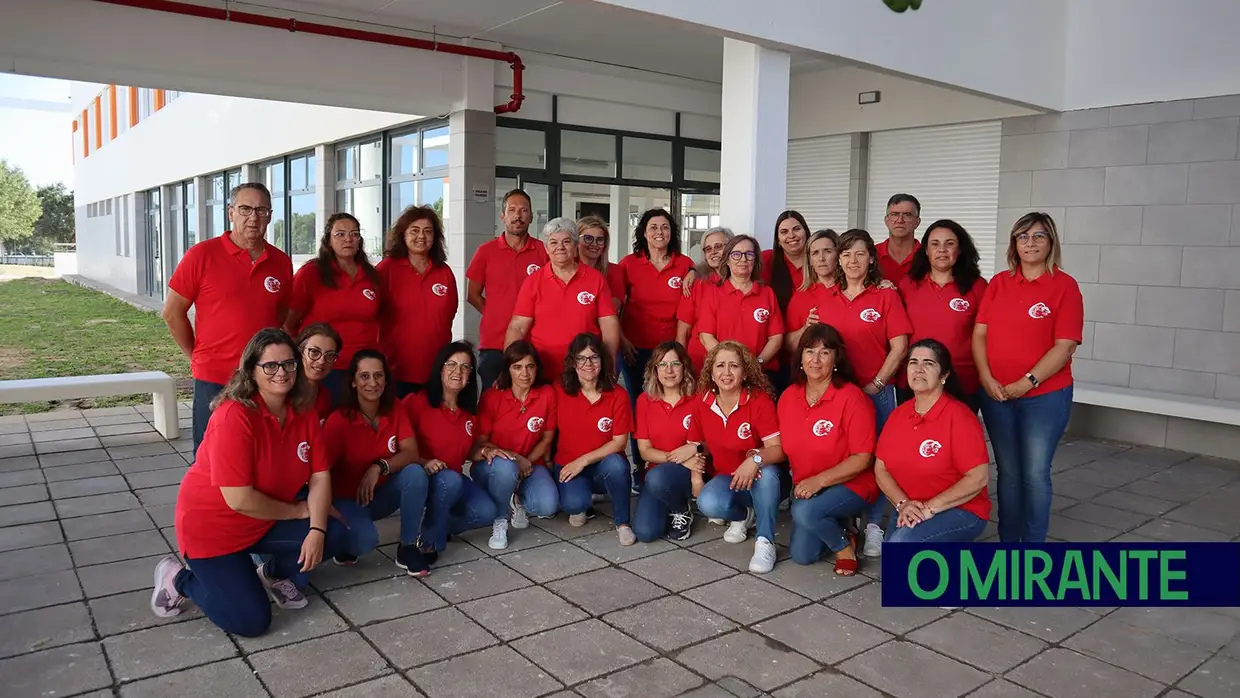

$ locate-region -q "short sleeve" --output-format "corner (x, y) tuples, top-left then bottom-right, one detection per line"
(676, 289), (697, 325)
(785, 291), (812, 332)
(765, 289), (786, 335)
(543, 387), (559, 432)
(443, 267), (460, 316)
(308, 416), (330, 474)
(840, 387), (877, 455)
(696, 286), (720, 335)
(686, 401), (705, 442)
(167, 243), (203, 303)
(1054, 276), (1085, 343)
(395, 405), (416, 444)
(883, 289), (914, 339)
(477, 391), (498, 436)
(634, 395), (651, 441)
(596, 275), (618, 319)
(949, 403), (990, 474)
(207, 402), (257, 487)
(753, 393), (780, 441)
(322, 412), (349, 467)
(612, 387), (634, 435)
(401, 393), (422, 434)
(606, 264), (626, 303)
(288, 264), (316, 317)
(975, 273), (1002, 325)
(512, 272), (539, 319)
(464, 241), (489, 283)
(874, 418), (899, 466)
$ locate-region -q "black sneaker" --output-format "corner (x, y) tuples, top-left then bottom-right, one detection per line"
(667, 509), (694, 542)
(394, 544), (429, 577)
(332, 553), (358, 566)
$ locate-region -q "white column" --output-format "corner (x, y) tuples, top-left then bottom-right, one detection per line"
(719, 38), (790, 249)
(608, 185), (630, 263)
(315, 144), (333, 233)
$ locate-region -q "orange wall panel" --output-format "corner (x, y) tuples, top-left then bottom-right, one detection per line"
(108, 85), (118, 141)
(154, 89), (166, 111)
(93, 97), (101, 151)
(82, 109), (90, 157)
(128, 86), (139, 127)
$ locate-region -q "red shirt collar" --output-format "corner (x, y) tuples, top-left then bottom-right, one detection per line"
(221, 231), (269, 263)
(906, 392), (951, 425)
(498, 233), (538, 253)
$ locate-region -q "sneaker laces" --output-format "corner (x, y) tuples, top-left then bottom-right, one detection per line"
(271, 578), (302, 600)
(670, 511), (692, 528)
(493, 519), (509, 535)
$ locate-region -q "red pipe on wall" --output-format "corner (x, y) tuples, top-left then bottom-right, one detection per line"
(93, 0), (525, 114)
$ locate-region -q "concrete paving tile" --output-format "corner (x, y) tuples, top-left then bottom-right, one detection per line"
(107, 442), (176, 460)
(674, 629), (818, 691)
(309, 551), (402, 592)
(408, 645), (561, 698)
(315, 675), (419, 698)
(0, 602), (95, 659)
(0, 500), (56, 527)
(1177, 654), (1240, 697)
(103, 617), (237, 682)
(573, 530), (676, 563)
(907, 612), (1048, 674)
(362, 607), (497, 670)
(759, 558), (873, 601)
(30, 427), (96, 443)
(36, 437), (104, 454)
(423, 558), (531, 604)
(459, 520), (561, 554)
(0, 542), (72, 581)
(38, 448), (110, 467)
(76, 554), (166, 598)
(100, 432), (167, 448)
(0, 520), (63, 552)
(825, 582), (948, 635)
(0, 484), (47, 506)
(113, 453), (188, 474)
(1046, 516), (1121, 541)
(754, 604), (892, 665)
(48, 474), (130, 499)
(1165, 495), (1240, 535)
(54, 491), (142, 518)
(0, 443), (35, 459)
(499, 542), (609, 583)
(603, 595), (737, 652)
(1093, 489), (1180, 516)
(0, 454), (39, 471)
(0, 641), (111, 697)
(683, 574), (808, 625)
(0, 468), (44, 487)
(773, 672), (884, 697)
(0, 433), (30, 447)
(839, 640), (989, 698)
(622, 548), (737, 593)
(1131, 518), (1233, 541)
(89, 589), (204, 637)
(415, 539), (484, 568)
(459, 586), (589, 641)
(41, 460), (120, 482)
(124, 466), (187, 489)
(145, 503), (176, 527)
(236, 597), (350, 653)
(69, 530), (170, 567)
(26, 412), (86, 425)
(691, 537), (789, 571)
(1007, 648), (1163, 698)
(512, 618), (656, 685)
(1064, 614), (1214, 683)
(135, 484), (180, 507)
(545, 567), (667, 616)
(62, 509), (155, 541)
(249, 632), (388, 698)
(325, 575), (446, 626)
(578, 657), (704, 698)
(965, 679), (1043, 698)
(1058, 501), (1154, 530)
(117, 658), (269, 698)
(532, 512), (613, 539)
(92, 421), (157, 436)
(0, 421), (27, 434)
(1108, 606), (1240, 651)
(965, 605), (1104, 643)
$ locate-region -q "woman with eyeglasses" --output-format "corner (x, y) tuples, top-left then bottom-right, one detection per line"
(475, 340), (560, 550)
(284, 213), (381, 405)
(576, 215), (625, 309)
(377, 205), (457, 398)
(631, 341), (704, 542)
(697, 235), (785, 383)
(974, 212), (1082, 544)
(676, 226), (734, 373)
(151, 328), (354, 637)
(553, 333), (636, 545)
(295, 323), (342, 422)
(402, 341), (498, 558)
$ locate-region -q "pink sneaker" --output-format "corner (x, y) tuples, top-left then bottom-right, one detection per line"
(150, 556), (186, 618)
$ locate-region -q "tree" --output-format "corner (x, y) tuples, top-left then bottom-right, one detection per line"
(0, 160), (42, 253)
(882, 0), (923, 11)
(29, 183), (75, 254)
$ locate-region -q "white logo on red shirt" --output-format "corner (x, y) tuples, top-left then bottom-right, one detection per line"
(682, 414), (692, 430)
(465, 419), (474, 437)
(431, 283), (448, 297)
(859, 308), (882, 323)
(263, 276), (281, 294)
(919, 439), (943, 458)
(597, 417), (613, 433)
(296, 441), (310, 463)
(737, 422), (752, 440)
(753, 308), (770, 324)
(527, 416), (545, 433)
(577, 291), (596, 305)
(949, 298), (970, 312)
(1028, 302), (1052, 319)
(812, 419), (834, 437)
(362, 288), (377, 301)
(526, 264), (541, 276)
(668, 276), (683, 290)
(387, 436), (397, 454)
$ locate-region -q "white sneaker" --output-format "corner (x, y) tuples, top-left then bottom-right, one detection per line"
(748, 536), (777, 574)
(723, 507), (755, 544)
(509, 494), (529, 529)
(778, 497), (791, 511)
(568, 512), (589, 527)
(863, 524), (884, 558)
(488, 519), (510, 550)
(708, 518), (726, 525)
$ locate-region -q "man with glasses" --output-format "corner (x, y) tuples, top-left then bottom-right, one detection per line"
(164, 182), (294, 458)
(877, 193), (922, 283)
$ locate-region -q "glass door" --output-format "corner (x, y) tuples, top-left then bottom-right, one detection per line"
(145, 189), (164, 300)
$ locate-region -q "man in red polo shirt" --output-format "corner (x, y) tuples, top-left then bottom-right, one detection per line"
(876, 193), (921, 283)
(163, 183), (293, 458)
(466, 189), (549, 390)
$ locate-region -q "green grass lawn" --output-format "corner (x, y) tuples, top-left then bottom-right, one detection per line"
(0, 278), (191, 415)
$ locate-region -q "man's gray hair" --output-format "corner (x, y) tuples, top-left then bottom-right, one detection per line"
(229, 182), (273, 205)
(543, 216), (579, 242)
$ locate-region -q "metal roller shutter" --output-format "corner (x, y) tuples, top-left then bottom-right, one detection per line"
(865, 121), (1002, 278)
(786, 135), (852, 233)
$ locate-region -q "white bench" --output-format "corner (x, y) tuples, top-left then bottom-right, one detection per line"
(0, 372), (181, 439)
(1074, 382), (1240, 427)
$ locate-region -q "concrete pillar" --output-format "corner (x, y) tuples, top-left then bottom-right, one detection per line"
(848, 133), (870, 230)
(193, 175), (208, 242)
(241, 163), (259, 185)
(719, 38), (790, 249)
(315, 144), (334, 234)
(608, 185), (630, 263)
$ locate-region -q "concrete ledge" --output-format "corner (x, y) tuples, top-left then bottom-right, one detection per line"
(0, 371), (180, 439)
(1074, 382), (1240, 427)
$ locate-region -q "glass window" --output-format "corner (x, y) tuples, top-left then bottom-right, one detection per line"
(336, 146), (355, 183)
(561, 130), (616, 178)
(185, 180), (195, 207)
(359, 140), (383, 181)
(684, 146), (722, 184)
(622, 137), (672, 182)
(390, 182), (415, 225)
(681, 192), (721, 257)
(211, 173), (225, 202)
(337, 187), (383, 259)
(422, 126), (450, 169)
(562, 183), (671, 261)
(289, 193), (317, 267)
(390, 130), (419, 177)
(226, 169), (242, 195)
(496, 127), (546, 169)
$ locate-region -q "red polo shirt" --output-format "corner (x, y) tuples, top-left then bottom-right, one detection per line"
(759, 249), (806, 290)
(898, 276), (988, 395)
(313, 388), (333, 424)
(697, 280), (786, 369)
(977, 268), (1083, 398)
(553, 385), (632, 465)
(634, 392), (695, 468)
(174, 399), (325, 558)
(376, 257), (458, 384)
(687, 389), (779, 477)
(616, 253), (696, 349)
(676, 272), (718, 372)
(168, 234), (293, 385)
(465, 234), (549, 351)
(478, 385), (557, 460)
(877, 238), (919, 283)
(794, 285), (912, 385)
(777, 383), (877, 500)
(289, 260), (381, 367)
(604, 265), (626, 306)
(512, 264), (618, 380)
(876, 393), (991, 521)
(323, 406), (413, 498)
(404, 392), (476, 472)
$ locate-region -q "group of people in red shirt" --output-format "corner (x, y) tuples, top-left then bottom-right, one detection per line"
(149, 183), (1083, 638)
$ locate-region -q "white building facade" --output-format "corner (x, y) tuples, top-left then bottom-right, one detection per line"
(5, 0), (1240, 457)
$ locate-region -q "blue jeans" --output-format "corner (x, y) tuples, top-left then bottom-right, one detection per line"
(177, 515), (351, 637)
(366, 465), (430, 546)
(191, 379), (225, 460)
(632, 462), (694, 542)
(420, 469), (497, 551)
(979, 384), (1073, 543)
(621, 347), (655, 472)
(553, 453), (632, 526)
(864, 384), (898, 529)
(789, 485), (869, 564)
(470, 457), (521, 521)
(478, 349), (504, 392)
(886, 507), (986, 543)
(333, 498), (379, 558)
(696, 466), (791, 542)
(516, 464), (560, 518)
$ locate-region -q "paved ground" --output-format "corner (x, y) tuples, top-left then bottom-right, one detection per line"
(2, 405), (1240, 698)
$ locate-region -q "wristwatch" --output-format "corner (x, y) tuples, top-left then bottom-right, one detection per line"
(377, 459), (391, 477)
(748, 450), (763, 466)
(1025, 372), (1040, 388)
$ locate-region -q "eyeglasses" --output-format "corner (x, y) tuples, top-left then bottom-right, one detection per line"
(657, 361), (683, 370)
(575, 355), (602, 366)
(729, 251), (756, 261)
(444, 360), (474, 374)
(331, 230), (363, 240)
(581, 234), (606, 246)
(1016, 232), (1051, 244)
(887, 212), (917, 220)
(304, 347), (339, 364)
(233, 205), (273, 219)
(702, 243), (727, 254)
(257, 359), (298, 375)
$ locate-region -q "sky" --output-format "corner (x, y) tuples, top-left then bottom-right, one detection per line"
(0, 74), (75, 190)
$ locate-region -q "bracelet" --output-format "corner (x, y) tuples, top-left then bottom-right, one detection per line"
(309, 526), (327, 535)
(377, 459), (391, 477)
(872, 377), (886, 389)
(895, 499), (907, 509)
